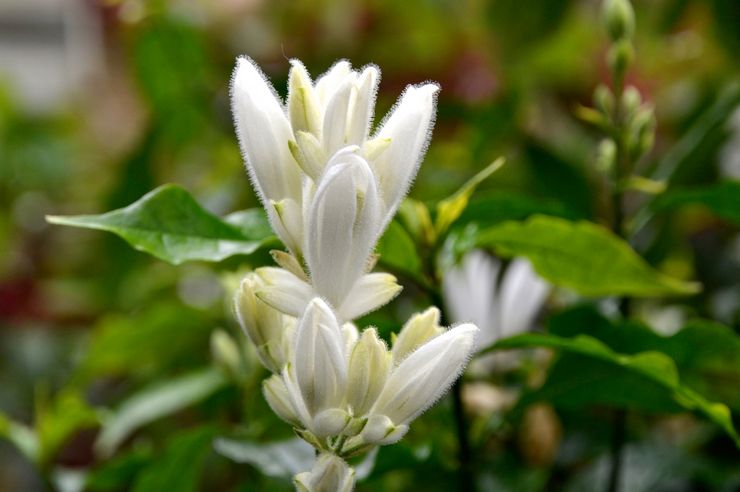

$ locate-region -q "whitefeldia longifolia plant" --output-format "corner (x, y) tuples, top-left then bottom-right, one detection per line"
(230, 57), (479, 491)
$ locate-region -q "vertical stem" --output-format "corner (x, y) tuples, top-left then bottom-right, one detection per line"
(452, 379), (474, 491)
(606, 68), (630, 492)
(429, 279), (473, 491)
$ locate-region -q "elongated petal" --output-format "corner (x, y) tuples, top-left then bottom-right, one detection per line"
(305, 154), (382, 308)
(282, 363), (312, 428)
(255, 267), (314, 317)
(498, 258), (549, 339)
(314, 60), (352, 104)
(263, 373), (301, 426)
(371, 323), (478, 425)
(391, 307), (444, 365)
(288, 59), (322, 136)
(290, 131), (327, 181)
(339, 273), (402, 321)
(294, 298), (348, 415)
(346, 66), (380, 146)
(322, 76), (356, 156)
(347, 328), (390, 416)
(268, 198), (304, 257)
(372, 84), (439, 227)
(442, 249), (501, 350)
(231, 57), (302, 203)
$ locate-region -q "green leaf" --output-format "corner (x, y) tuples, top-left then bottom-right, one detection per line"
(456, 190), (577, 228)
(652, 181), (740, 226)
(95, 368), (227, 457)
(434, 158), (505, 236)
(132, 426), (217, 492)
(485, 333), (740, 446)
(376, 221), (422, 276)
(477, 215), (700, 297)
(76, 302), (213, 382)
(47, 185), (276, 265)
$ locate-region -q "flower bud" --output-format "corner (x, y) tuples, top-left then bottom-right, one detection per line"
(287, 60), (322, 137)
(391, 307), (444, 364)
(312, 408), (351, 438)
(607, 40), (634, 80)
(372, 324), (478, 425)
(347, 329), (390, 415)
(305, 153), (383, 310)
(603, 0), (635, 42)
(210, 330), (242, 379)
(294, 299), (348, 416)
(360, 414), (408, 445)
(234, 274), (292, 372)
(263, 374), (301, 426)
(294, 453), (355, 492)
(593, 84), (614, 118)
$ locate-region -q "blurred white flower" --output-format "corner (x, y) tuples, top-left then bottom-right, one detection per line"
(443, 249), (550, 352)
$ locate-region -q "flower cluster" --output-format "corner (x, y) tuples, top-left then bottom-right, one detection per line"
(231, 57), (478, 490)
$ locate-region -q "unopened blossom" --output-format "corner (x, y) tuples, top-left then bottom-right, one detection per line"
(294, 452), (355, 492)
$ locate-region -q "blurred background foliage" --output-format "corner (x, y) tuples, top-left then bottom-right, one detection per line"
(0, 0), (739, 490)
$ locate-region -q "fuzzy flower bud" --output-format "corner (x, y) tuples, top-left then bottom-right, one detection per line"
(294, 453), (355, 492)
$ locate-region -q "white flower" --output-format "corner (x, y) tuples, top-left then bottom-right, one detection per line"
(294, 452), (355, 492)
(365, 323), (478, 441)
(443, 249), (550, 352)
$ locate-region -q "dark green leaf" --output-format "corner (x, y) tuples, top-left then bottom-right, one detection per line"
(132, 426), (217, 492)
(457, 190), (577, 228)
(486, 333), (740, 446)
(47, 185), (275, 264)
(376, 221), (422, 277)
(477, 215), (700, 297)
(652, 181), (740, 226)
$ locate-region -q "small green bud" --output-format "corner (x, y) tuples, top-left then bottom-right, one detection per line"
(603, 0), (635, 41)
(621, 86), (641, 120)
(594, 84), (615, 117)
(607, 39), (634, 80)
(596, 138), (617, 173)
(630, 106), (656, 158)
(211, 330), (242, 379)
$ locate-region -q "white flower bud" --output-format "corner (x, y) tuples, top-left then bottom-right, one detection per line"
(294, 298), (348, 416)
(305, 153), (383, 310)
(294, 453), (355, 492)
(391, 307), (444, 364)
(231, 57), (303, 253)
(263, 374), (301, 426)
(371, 324), (478, 425)
(287, 60), (322, 137)
(347, 329), (390, 416)
(312, 408), (351, 438)
(359, 414), (408, 445)
(372, 83), (439, 228)
(234, 274), (293, 372)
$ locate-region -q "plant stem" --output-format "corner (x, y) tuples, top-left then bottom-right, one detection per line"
(427, 268), (474, 491)
(607, 408), (627, 492)
(606, 63), (630, 492)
